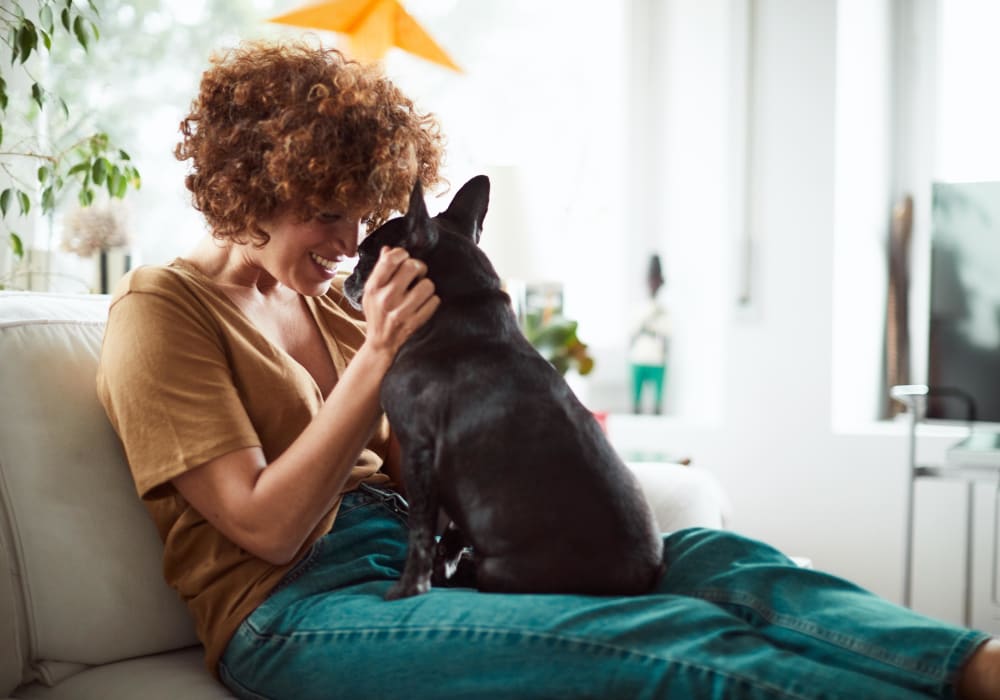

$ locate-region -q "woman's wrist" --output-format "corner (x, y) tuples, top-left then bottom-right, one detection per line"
(353, 338), (397, 376)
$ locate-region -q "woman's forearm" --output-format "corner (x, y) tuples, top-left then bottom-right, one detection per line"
(245, 343), (395, 562)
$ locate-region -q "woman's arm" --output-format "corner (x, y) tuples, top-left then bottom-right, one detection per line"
(172, 247), (436, 565)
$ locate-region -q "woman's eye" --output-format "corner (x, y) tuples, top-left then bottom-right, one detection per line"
(317, 212), (343, 223)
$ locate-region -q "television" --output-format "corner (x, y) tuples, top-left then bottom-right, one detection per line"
(927, 181), (1000, 423)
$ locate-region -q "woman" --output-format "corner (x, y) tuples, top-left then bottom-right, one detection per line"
(97, 40), (999, 699)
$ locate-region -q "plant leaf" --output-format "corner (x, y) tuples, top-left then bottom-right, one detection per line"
(18, 22), (37, 64)
(17, 190), (30, 215)
(72, 15), (89, 51)
(31, 82), (44, 110)
(91, 156), (108, 185)
(9, 233), (24, 260)
(39, 5), (54, 34)
(9, 27), (19, 66)
(60, 7), (71, 32)
(41, 186), (55, 212)
(0, 189), (11, 217)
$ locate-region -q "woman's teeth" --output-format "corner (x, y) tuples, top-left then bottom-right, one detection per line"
(310, 252), (338, 271)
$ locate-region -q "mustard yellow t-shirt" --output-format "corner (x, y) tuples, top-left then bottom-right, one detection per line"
(96, 258), (392, 676)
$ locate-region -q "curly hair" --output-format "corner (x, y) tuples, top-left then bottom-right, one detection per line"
(175, 40), (445, 244)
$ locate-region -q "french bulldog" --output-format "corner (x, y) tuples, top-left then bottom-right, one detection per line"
(343, 175), (665, 600)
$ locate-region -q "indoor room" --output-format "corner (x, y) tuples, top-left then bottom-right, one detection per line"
(2, 0), (999, 697)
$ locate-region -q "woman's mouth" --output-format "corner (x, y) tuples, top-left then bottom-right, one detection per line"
(310, 252), (340, 275)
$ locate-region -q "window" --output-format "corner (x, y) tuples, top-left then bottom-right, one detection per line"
(833, 0), (1000, 429)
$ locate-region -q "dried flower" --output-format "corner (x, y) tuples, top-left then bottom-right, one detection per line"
(61, 201), (131, 258)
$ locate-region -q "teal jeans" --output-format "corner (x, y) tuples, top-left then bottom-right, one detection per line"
(219, 484), (989, 699)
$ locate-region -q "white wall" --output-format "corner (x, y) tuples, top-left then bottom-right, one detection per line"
(609, 0), (995, 633)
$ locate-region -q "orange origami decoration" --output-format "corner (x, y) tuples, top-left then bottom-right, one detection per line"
(269, 0), (461, 72)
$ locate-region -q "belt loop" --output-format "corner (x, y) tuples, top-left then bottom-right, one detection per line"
(357, 483), (410, 519)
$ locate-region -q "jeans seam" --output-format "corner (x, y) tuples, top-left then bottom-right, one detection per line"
(238, 621), (811, 700)
(265, 541), (323, 598)
(937, 630), (994, 698)
(693, 588), (946, 680)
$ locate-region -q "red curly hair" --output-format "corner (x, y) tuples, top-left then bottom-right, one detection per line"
(175, 40), (444, 244)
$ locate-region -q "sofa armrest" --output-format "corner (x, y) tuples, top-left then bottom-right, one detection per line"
(626, 462), (732, 532)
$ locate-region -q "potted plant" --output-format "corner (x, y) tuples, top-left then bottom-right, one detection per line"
(523, 310), (595, 377)
(0, 0), (140, 289)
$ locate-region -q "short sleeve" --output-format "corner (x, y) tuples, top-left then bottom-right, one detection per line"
(97, 286), (261, 500)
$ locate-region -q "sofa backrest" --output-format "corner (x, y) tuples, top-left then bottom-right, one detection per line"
(0, 292), (197, 695)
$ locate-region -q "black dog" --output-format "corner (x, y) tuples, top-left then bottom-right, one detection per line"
(344, 175), (664, 600)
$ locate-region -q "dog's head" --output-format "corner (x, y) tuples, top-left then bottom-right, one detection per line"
(344, 175), (495, 309)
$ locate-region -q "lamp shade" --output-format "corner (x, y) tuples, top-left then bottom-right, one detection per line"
(268, 0), (461, 72)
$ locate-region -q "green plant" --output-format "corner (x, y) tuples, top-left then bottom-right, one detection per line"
(523, 311), (595, 377)
(0, 0), (141, 285)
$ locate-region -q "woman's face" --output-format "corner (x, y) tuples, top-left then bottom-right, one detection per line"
(255, 207), (362, 296)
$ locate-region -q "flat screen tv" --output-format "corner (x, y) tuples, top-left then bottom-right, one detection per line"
(927, 181), (1000, 424)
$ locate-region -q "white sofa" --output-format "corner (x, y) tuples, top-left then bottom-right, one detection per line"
(0, 290), (730, 699)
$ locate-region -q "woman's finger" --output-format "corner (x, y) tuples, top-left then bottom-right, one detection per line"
(394, 277), (437, 315)
(364, 247), (412, 296)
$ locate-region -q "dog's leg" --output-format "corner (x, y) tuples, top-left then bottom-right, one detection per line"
(432, 521), (476, 587)
(385, 445), (439, 600)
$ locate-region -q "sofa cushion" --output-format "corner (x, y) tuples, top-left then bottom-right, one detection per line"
(0, 500), (27, 696)
(0, 292), (197, 686)
(11, 647), (233, 699)
(626, 461), (732, 532)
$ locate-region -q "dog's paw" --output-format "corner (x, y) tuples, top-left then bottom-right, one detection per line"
(432, 548), (477, 588)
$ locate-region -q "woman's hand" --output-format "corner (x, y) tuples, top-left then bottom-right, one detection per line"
(361, 246), (440, 358)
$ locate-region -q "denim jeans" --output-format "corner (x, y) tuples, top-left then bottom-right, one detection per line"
(219, 484), (990, 699)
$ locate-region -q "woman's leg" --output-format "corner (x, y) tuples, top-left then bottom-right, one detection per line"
(219, 488), (984, 699)
(656, 527), (992, 699)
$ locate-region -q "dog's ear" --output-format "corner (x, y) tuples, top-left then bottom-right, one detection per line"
(404, 180), (439, 250)
(442, 175), (490, 244)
